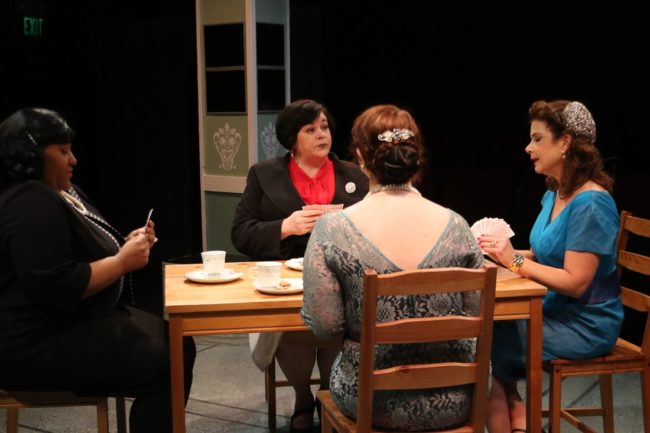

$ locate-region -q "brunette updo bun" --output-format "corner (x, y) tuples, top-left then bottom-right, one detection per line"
(370, 139), (420, 184)
(349, 105), (424, 185)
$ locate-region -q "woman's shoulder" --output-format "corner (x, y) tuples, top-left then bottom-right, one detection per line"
(246, 156), (290, 187)
(0, 181), (63, 221)
(571, 189), (615, 210)
(330, 153), (365, 174)
(250, 155), (288, 172)
(567, 190), (618, 227)
(1, 180), (58, 204)
(312, 211), (353, 239)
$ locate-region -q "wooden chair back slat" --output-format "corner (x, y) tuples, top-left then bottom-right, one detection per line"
(373, 363), (478, 390)
(374, 268), (489, 297)
(618, 251), (650, 276)
(621, 287), (650, 313)
(375, 317), (483, 344)
(624, 214), (650, 238)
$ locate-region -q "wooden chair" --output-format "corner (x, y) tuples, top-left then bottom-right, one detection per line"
(542, 210), (650, 433)
(317, 264), (497, 433)
(265, 356), (321, 431)
(0, 390), (127, 433)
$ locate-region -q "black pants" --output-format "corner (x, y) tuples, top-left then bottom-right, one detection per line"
(1, 306), (196, 433)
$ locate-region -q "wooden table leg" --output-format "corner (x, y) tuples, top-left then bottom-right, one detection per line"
(170, 315), (186, 433)
(526, 297), (543, 433)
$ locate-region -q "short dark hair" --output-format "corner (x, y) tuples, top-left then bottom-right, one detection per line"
(0, 107), (75, 146)
(275, 99), (335, 151)
(0, 108), (75, 191)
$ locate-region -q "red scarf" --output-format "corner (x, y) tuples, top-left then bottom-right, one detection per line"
(288, 157), (335, 205)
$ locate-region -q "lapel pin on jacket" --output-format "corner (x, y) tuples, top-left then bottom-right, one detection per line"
(345, 182), (356, 194)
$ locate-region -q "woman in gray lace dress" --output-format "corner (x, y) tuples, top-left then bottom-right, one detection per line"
(301, 104), (483, 431)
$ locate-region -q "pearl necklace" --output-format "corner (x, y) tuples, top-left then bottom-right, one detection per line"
(61, 188), (129, 301)
(60, 191), (88, 215)
(369, 183), (421, 196)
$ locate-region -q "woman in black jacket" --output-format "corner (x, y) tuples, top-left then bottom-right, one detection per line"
(231, 99), (367, 432)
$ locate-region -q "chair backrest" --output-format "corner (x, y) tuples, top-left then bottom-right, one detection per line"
(615, 210), (650, 357)
(357, 263), (497, 433)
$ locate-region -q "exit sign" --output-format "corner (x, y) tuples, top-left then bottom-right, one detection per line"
(23, 16), (44, 37)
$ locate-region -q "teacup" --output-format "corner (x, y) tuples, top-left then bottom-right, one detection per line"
(249, 261), (282, 288)
(201, 250), (226, 275)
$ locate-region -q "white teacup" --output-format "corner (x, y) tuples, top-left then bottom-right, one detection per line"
(249, 261), (282, 288)
(201, 250), (226, 275)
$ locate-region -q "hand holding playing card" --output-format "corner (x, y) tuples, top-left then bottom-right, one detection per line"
(470, 217), (515, 254)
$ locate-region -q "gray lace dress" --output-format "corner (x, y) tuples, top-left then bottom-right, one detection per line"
(301, 209), (483, 431)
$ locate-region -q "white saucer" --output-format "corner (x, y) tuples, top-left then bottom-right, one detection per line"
(184, 269), (243, 284)
(254, 278), (303, 295)
(286, 258), (304, 271)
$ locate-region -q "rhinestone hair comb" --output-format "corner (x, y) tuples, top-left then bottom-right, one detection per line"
(377, 128), (415, 143)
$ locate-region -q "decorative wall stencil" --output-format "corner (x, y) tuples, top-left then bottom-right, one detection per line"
(213, 123), (241, 171)
(260, 121), (279, 159)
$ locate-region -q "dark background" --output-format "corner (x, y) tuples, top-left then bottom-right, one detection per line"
(1, 1), (648, 339)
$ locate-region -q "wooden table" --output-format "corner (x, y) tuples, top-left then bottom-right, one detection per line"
(165, 262), (547, 433)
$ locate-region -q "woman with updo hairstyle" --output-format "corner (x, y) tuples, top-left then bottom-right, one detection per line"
(349, 104), (424, 186)
(301, 104), (484, 431)
(479, 100), (622, 433)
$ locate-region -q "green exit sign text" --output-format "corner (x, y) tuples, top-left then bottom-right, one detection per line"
(23, 16), (44, 37)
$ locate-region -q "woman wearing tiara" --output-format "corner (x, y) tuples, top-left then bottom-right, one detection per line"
(0, 108), (196, 433)
(478, 100), (623, 433)
(301, 104), (484, 431)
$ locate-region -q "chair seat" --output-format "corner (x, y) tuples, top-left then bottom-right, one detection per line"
(544, 338), (645, 375)
(316, 391), (357, 431)
(316, 390), (476, 433)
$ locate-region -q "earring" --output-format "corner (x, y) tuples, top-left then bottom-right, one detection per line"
(561, 152), (566, 160)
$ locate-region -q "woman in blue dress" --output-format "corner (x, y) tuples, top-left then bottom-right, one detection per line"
(479, 100), (623, 433)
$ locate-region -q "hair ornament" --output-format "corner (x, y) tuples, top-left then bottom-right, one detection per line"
(377, 128), (415, 143)
(25, 132), (39, 147)
(562, 101), (596, 143)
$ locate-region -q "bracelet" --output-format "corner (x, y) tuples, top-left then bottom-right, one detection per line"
(509, 252), (525, 273)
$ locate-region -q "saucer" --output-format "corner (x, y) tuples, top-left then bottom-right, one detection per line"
(286, 258), (304, 271)
(254, 278), (303, 295)
(184, 269), (243, 284)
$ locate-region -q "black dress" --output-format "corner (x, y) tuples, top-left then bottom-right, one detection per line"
(0, 180), (195, 433)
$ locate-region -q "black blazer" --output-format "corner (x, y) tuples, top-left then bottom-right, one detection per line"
(231, 153), (368, 260)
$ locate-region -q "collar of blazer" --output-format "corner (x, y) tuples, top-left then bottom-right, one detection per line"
(253, 152), (362, 217)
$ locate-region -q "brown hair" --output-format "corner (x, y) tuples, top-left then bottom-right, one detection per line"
(349, 104), (424, 185)
(528, 100), (613, 197)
